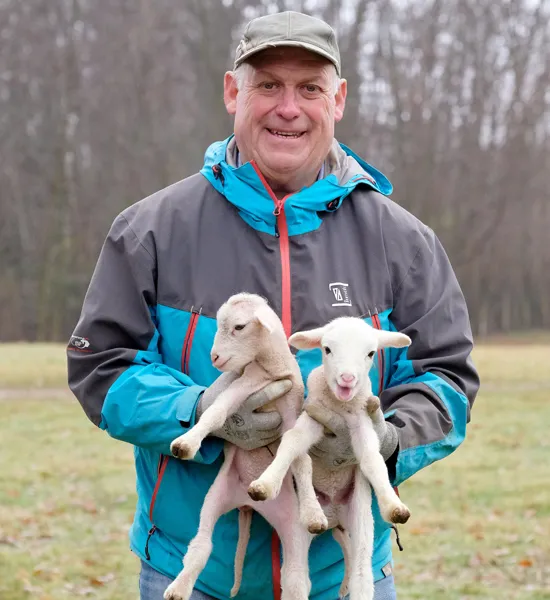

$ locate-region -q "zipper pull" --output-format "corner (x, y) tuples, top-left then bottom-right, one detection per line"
(212, 164), (225, 185)
(273, 204), (282, 217)
(145, 525), (157, 560)
(391, 524), (404, 551)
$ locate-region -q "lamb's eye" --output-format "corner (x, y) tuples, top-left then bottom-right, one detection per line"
(234, 324), (246, 331)
(368, 351), (376, 359)
(324, 346), (331, 355)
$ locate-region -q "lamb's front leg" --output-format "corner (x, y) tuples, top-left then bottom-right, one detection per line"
(349, 412), (410, 524)
(291, 453), (328, 534)
(248, 412), (323, 503)
(347, 469), (374, 600)
(171, 377), (265, 460)
(164, 458), (240, 600)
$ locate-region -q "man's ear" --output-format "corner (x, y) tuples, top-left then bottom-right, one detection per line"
(224, 71), (238, 115)
(334, 78), (347, 123)
(288, 327), (326, 350)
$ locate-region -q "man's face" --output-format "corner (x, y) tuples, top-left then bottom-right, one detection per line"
(224, 48), (347, 192)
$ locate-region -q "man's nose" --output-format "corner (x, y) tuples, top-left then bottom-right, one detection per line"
(276, 89), (301, 120)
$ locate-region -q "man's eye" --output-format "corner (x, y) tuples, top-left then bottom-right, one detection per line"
(304, 84), (319, 93)
(234, 324), (246, 331)
(324, 346), (331, 355)
(368, 351), (375, 359)
(262, 82), (276, 90)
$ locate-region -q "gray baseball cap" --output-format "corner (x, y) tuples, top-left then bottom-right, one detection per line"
(234, 11), (341, 76)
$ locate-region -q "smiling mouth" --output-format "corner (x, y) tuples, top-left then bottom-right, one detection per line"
(266, 128), (305, 139)
(336, 384), (355, 402)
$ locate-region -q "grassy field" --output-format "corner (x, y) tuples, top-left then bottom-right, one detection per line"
(0, 342), (549, 599)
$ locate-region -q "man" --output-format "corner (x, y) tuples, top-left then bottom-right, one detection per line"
(68, 11), (479, 600)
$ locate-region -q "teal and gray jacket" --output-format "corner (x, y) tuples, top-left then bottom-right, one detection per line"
(67, 136), (479, 600)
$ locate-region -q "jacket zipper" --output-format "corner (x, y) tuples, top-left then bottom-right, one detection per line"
(250, 162), (289, 599)
(145, 310), (201, 560)
(250, 161), (292, 337)
(181, 306), (202, 374)
(145, 455), (169, 560)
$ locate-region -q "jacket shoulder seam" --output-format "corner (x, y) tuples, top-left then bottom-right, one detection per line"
(119, 214), (155, 264)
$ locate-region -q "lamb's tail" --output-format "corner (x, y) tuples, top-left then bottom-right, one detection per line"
(230, 507), (253, 598)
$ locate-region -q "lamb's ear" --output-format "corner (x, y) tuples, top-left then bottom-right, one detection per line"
(288, 327), (326, 350)
(375, 330), (411, 349)
(253, 304), (275, 334)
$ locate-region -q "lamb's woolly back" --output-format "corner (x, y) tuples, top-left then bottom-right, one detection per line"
(211, 293), (296, 378)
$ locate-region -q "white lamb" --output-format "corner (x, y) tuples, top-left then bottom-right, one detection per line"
(164, 293), (328, 600)
(247, 316), (412, 600)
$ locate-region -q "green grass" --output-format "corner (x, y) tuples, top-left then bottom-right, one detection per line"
(1, 342), (549, 599)
(0, 343), (68, 388)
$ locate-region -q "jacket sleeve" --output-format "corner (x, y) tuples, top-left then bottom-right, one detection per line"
(67, 212), (222, 463)
(382, 226), (480, 486)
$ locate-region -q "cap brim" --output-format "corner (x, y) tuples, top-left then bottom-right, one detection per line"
(234, 40), (340, 76)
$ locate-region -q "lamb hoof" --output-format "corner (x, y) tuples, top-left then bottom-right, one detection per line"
(170, 438), (198, 460)
(164, 582), (187, 600)
(366, 396), (380, 415)
(248, 480), (270, 501)
(307, 515), (328, 535)
(390, 504), (411, 524)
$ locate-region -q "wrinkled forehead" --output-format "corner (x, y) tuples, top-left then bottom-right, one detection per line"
(247, 47), (333, 80)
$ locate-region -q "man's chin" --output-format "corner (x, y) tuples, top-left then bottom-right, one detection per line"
(258, 156), (310, 179)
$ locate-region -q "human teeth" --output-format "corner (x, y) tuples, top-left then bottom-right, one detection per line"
(270, 130), (301, 137)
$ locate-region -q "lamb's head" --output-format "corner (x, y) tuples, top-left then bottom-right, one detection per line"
(289, 317), (411, 402)
(211, 293), (283, 372)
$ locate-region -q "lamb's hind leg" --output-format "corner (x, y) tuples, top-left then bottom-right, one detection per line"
(164, 455), (240, 600)
(254, 477), (313, 600)
(347, 470), (374, 600)
(332, 526), (352, 599)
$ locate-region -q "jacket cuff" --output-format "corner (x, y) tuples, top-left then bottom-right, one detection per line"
(176, 385), (207, 428)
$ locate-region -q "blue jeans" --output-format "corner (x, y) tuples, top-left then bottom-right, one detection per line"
(139, 560), (397, 600)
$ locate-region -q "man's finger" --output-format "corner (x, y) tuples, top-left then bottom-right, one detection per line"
(305, 404), (345, 435)
(248, 379), (293, 410)
(253, 410), (283, 431)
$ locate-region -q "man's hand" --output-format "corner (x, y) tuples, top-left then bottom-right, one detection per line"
(306, 397), (398, 469)
(196, 373), (292, 450)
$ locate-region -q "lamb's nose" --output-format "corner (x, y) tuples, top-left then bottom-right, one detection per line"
(341, 372), (356, 384)
(211, 352), (219, 364)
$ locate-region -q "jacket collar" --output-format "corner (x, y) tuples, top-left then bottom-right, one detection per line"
(200, 135), (392, 236)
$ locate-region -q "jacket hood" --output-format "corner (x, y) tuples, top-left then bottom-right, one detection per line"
(200, 135), (393, 236)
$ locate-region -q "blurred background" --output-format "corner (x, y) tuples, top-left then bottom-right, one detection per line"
(1, 0), (549, 341)
(0, 1), (549, 599)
